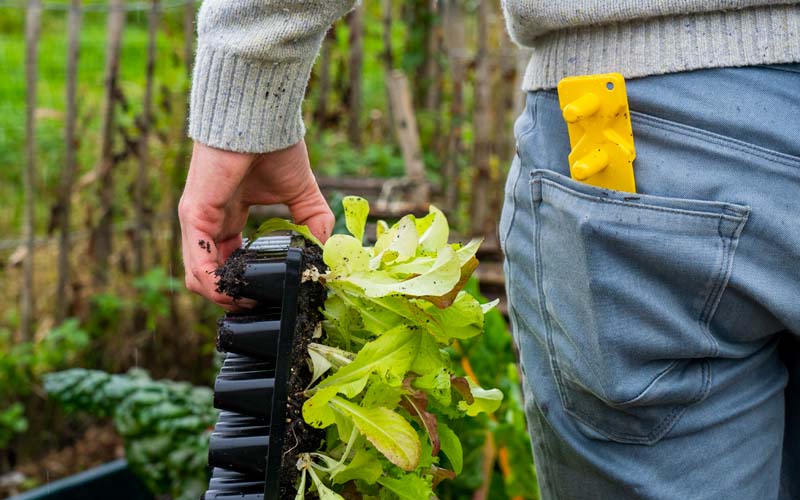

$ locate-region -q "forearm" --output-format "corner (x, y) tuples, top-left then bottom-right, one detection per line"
(189, 0), (356, 153)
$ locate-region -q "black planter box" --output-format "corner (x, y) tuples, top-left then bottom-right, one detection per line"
(9, 460), (152, 500)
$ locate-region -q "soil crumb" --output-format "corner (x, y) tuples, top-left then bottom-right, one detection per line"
(215, 248), (248, 298)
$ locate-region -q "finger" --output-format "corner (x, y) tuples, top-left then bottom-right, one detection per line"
(285, 178), (335, 243)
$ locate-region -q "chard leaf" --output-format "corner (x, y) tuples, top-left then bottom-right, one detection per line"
(457, 382), (504, 416)
(343, 196), (369, 243)
(302, 386), (339, 428)
(248, 218), (321, 248)
(376, 474), (434, 500)
(324, 235), (370, 276)
(347, 245), (461, 299)
(437, 422), (463, 474)
(328, 397), (421, 471)
(331, 448), (383, 485)
(318, 326), (420, 397)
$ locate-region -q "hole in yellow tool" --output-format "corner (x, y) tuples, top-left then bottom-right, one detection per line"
(557, 73), (637, 193)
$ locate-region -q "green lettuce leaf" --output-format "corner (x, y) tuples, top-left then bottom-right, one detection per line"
(317, 326), (421, 397)
(328, 397), (421, 471)
(323, 235), (370, 276)
(331, 448), (383, 485)
(248, 218), (322, 248)
(437, 422), (463, 474)
(376, 474), (434, 500)
(343, 196), (369, 243)
(457, 382), (504, 416)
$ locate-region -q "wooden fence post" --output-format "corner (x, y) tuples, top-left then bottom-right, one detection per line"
(346, 4), (363, 147)
(470, 0), (493, 241)
(387, 70), (429, 206)
(55, 0), (82, 324)
(169, 0), (195, 280)
(133, 0), (159, 278)
(21, 0), (42, 342)
(442, 0), (465, 214)
(91, 0), (125, 288)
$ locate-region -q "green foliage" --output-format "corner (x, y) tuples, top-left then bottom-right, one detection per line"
(0, 319), (91, 448)
(254, 197), (503, 499)
(44, 368), (217, 500)
(0, 403), (28, 449)
(132, 267), (181, 330)
(437, 280), (540, 500)
(307, 132), (406, 179)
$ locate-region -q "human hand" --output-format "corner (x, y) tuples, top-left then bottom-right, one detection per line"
(179, 141), (333, 310)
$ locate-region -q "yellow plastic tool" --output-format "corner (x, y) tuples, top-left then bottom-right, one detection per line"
(557, 73), (637, 193)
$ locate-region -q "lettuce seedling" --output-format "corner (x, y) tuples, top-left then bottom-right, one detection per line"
(253, 197), (502, 499)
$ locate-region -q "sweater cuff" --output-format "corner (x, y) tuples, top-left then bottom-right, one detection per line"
(189, 45), (312, 153)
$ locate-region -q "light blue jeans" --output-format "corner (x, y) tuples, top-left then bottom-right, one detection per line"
(500, 64), (800, 500)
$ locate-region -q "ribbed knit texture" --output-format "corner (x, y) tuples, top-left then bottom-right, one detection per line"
(191, 0), (800, 153)
(512, 4), (800, 90)
(189, 0), (356, 153)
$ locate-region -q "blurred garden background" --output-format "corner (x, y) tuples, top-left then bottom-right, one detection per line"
(0, 0), (537, 498)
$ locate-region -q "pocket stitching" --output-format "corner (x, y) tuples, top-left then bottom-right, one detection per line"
(535, 176), (747, 222)
(632, 112), (800, 170)
(561, 359), (711, 444)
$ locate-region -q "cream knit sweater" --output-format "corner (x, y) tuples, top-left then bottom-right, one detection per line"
(189, 1), (800, 154)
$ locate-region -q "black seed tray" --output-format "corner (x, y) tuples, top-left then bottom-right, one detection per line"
(202, 236), (303, 500)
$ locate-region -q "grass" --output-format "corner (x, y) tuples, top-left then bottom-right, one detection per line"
(0, 4), (189, 236)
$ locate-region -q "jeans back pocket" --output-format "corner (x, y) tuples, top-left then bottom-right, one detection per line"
(530, 169), (749, 444)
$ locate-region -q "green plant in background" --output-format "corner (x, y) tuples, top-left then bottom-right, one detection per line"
(44, 368), (217, 500)
(436, 279), (539, 499)
(0, 320), (91, 448)
(133, 267), (182, 330)
(0, 403), (28, 450)
(253, 197), (503, 499)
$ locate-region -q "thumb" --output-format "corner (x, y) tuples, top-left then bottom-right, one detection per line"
(286, 178), (335, 244)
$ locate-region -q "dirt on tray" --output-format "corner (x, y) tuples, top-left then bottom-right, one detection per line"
(279, 243), (327, 499)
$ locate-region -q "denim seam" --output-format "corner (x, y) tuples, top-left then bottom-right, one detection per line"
(531, 181), (579, 476)
(515, 93), (539, 165)
(538, 90), (800, 168)
(631, 113), (800, 169)
(536, 177), (748, 222)
(531, 183), (573, 422)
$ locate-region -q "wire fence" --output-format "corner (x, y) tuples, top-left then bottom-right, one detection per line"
(0, 0), (197, 12)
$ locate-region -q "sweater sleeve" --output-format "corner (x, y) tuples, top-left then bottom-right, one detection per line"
(189, 0), (356, 153)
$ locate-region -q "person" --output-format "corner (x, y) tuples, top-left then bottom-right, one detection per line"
(179, 1), (800, 498)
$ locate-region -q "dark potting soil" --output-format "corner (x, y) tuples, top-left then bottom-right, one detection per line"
(215, 248), (249, 299)
(279, 243), (326, 499)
